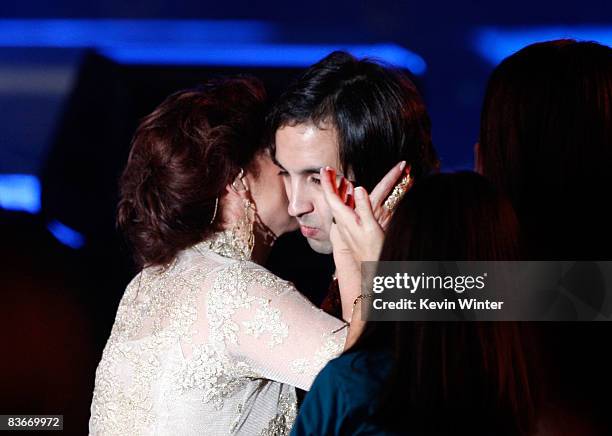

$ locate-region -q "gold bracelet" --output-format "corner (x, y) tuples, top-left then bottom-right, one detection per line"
(351, 294), (374, 320)
(353, 294), (374, 307)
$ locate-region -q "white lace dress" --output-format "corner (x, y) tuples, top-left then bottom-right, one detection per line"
(89, 231), (347, 435)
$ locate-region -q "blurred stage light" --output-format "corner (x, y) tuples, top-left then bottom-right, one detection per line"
(0, 174), (41, 213)
(101, 43), (427, 74)
(0, 19), (276, 47)
(0, 19), (426, 74)
(474, 26), (612, 65)
(47, 219), (85, 249)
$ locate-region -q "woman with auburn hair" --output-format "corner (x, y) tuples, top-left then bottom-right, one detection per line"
(89, 77), (373, 435)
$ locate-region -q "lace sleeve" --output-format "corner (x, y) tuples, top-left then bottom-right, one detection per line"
(205, 262), (348, 391)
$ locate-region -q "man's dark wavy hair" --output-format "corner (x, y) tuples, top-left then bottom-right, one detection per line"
(266, 50), (439, 191)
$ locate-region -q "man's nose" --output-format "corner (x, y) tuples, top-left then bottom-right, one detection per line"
(287, 183), (314, 218)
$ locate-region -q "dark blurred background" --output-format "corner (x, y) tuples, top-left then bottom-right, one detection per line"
(1, 1), (611, 434)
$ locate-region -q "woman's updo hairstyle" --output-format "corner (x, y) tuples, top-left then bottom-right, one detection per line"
(117, 77), (267, 267)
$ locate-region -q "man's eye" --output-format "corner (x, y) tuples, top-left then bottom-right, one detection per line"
(309, 177), (321, 185)
(278, 170), (289, 177)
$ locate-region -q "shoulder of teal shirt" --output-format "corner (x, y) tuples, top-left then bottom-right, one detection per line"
(291, 348), (396, 436)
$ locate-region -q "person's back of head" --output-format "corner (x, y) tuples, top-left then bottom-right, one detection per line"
(478, 39), (612, 259)
(351, 172), (536, 436)
(479, 40), (612, 434)
(117, 77), (267, 268)
(268, 50), (439, 192)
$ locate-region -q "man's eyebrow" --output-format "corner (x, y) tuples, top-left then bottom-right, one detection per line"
(272, 156), (347, 178)
(271, 156), (320, 175)
(302, 167), (324, 175)
(299, 167), (352, 182)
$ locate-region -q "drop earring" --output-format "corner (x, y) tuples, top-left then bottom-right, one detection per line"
(230, 168), (255, 259)
(209, 197), (219, 225)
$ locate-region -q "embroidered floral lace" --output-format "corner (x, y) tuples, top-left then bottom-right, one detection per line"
(89, 229), (347, 435)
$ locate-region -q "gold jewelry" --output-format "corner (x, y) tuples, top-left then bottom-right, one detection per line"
(351, 293), (374, 319)
(195, 192), (254, 261)
(353, 294), (374, 308)
(233, 197), (255, 258)
(209, 197), (219, 225)
(383, 171), (412, 211)
(226, 167), (254, 258)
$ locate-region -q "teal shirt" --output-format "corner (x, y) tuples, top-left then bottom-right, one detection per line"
(291, 349), (403, 435)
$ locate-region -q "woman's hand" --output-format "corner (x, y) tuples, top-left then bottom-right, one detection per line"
(369, 161), (409, 231)
(320, 161), (408, 263)
(327, 176), (357, 264)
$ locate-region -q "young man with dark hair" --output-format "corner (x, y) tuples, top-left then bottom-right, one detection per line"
(268, 50), (438, 255)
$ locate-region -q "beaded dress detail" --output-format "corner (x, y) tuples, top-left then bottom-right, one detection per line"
(89, 229), (347, 435)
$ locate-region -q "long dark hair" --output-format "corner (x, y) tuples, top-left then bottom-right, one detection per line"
(478, 39), (612, 432)
(479, 39), (612, 259)
(267, 50), (439, 191)
(117, 77), (267, 267)
(350, 172), (537, 435)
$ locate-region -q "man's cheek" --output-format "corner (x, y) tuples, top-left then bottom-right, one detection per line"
(314, 199), (331, 230)
(282, 177), (292, 197)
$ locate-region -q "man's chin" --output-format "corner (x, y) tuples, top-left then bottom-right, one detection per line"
(306, 237), (333, 254)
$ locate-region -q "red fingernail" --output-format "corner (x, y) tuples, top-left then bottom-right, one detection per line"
(347, 194), (355, 209)
(324, 168), (336, 189)
(346, 183), (355, 208)
(338, 178), (348, 201)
